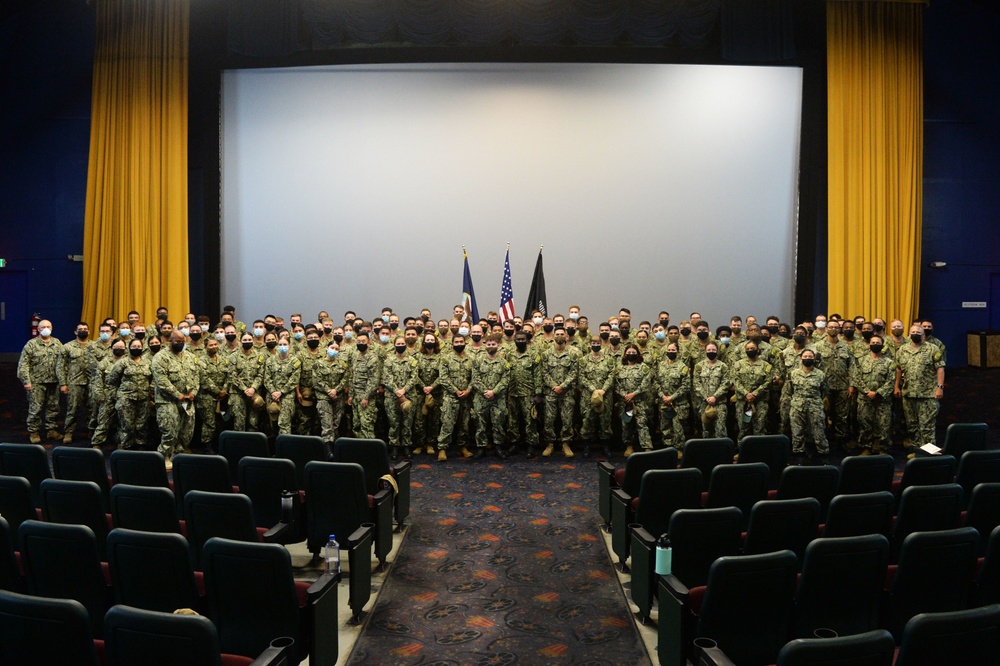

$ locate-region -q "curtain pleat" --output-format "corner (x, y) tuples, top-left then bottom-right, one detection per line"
(827, 0), (923, 322)
(82, 0), (189, 329)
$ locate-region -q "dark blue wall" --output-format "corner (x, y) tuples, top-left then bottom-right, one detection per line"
(921, 0), (1000, 365)
(2, 0), (996, 363)
(0, 0), (94, 348)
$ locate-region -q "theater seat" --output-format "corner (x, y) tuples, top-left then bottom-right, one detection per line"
(0, 590), (102, 666)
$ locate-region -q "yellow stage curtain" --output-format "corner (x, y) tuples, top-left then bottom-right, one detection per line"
(82, 0), (190, 329)
(827, 0), (924, 324)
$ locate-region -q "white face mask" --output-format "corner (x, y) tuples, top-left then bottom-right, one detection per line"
(39, 327), (52, 338)
(533, 317), (543, 326)
(214, 332), (225, 341)
(457, 327), (469, 337)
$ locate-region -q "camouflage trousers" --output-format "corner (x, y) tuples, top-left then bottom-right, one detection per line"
(157, 401), (195, 458)
(658, 400), (689, 449)
(735, 398), (769, 440)
(580, 397), (613, 443)
(64, 384), (89, 435)
(779, 382), (794, 436)
(412, 392), (441, 449)
(791, 398), (829, 454)
(196, 395), (219, 444)
(91, 398), (118, 447)
(385, 394), (414, 449)
(317, 395), (347, 444)
(230, 393), (260, 433)
(698, 401), (729, 439)
(26, 382), (60, 433)
(116, 397), (149, 450)
(506, 395), (539, 449)
(352, 397), (378, 439)
(269, 394), (296, 436)
(543, 392), (574, 444)
(293, 401), (318, 436)
(437, 395), (470, 450)
(902, 397), (939, 447)
(474, 393), (507, 449)
(88, 383), (102, 431)
(857, 394), (891, 453)
(621, 400), (652, 450)
(825, 388), (851, 443)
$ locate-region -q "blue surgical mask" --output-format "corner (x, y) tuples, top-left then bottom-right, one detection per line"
(611, 324), (619, 331)
(253, 327), (265, 337)
(568, 313), (579, 320)
(458, 327), (469, 337)
(382, 315), (390, 323)
(719, 336), (731, 345)
(119, 328), (130, 338)
(99, 332), (112, 342)
(379, 335), (390, 344)
(654, 331), (666, 342)
(214, 332), (225, 342)
(327, 348), (339, 358)
(345, 331), (355, 340)
(277, 344), (289, 354)
(293, 331), (304, 340)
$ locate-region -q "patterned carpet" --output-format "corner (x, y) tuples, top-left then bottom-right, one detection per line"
(348, 458), (649, 666)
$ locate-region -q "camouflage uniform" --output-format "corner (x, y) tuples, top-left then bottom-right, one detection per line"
(777, 344), (817, 435)
(788, 366), (829, 454)
(265, 353), (302, 436)
(382, 352), (418, 451)
(437, 352), (474, 450)
(293, 347), (323, 435)
(151, 348), (200, 458)
(229, 348), (267, 432)
(506, 347), (541, 452)
(350, 349), (381, 439)
(578, 352), (616, 446)
(616, 362), (653, 451)
(58, 339), (92, 438)
(108, 355), (153, 449)
(91, 353), (121, 447)
(895, 342), (945, 447)
(540, 346), (577, 447)
(16, 335), (63, 436)
(197, 353), (231, 446)
(693, 359), (730, 439)
(814, 336), (853, 445)
(729, 356), (773, 439)
(314, 353), (351, 445)
(852, 353), (895, 453)
(413, 351), (442, 452)
(471, 352), (510, 450)
(86, 341), (114, 430)
(654, 357), (691, 449)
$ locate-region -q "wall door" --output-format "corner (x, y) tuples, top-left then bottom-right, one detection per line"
(0, 271), (30, 353)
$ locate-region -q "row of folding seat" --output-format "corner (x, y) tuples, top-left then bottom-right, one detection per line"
(0, 518), (325, 665)
(658, 528), (1000, 666)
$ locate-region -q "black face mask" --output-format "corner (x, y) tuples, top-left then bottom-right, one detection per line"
(133, 332), (145, 341)
(599, 332), (610, 341)
(242, 342), (254, 350)
(705, 351), (718, 361)
(170, 343), (185, 353)
(870, 344), (884, 354)
(620, 327), (630, 339)
(746, 349), (759, 359)
(333, 334), (344, 343)
(910, 334), (923, 344)
(923, 328), (934, 336)
(680, 327), (691, 336)
(76, 331), (89, 340)
(515, 341), (528, 352)
(802, 358), (815, 367)
(843, 330), (855, 340)
(659, 319), (670, 328)
(609, 337), (620, 346)
(542, 325), (554, 334)
(470, 334), (482, 343)
(157, 314), (167, 321)
(356, 343), (368, 353)
(129, 347), (142, 358)
(793, 334), (807, 345)
(111, 347), (126, 358)
(590, 345), (602, 354)
(421, 315), (430, 323)
(324, 327), (333, 335)
(265, 323), (276, 332)
(389, 322), (398, 330)
(224, 333), (236, 342)
(504, 329), (515, 338)
(624, 354), (639, 364)
(697, 330), (709, 340)
(395, 346), (406, 354)
(307, 339), (320, 349)
(861, 331), (874, 341)
(265, 341), (277, 350)
(565, 328), (576, 337)
(524, 333), (533, 341)
(344, 319), (355, 329)
(779, 330), (791, 339)
(873, 324), (885, 333)
(666, 351), (678, 361)
(189, 332), (202, 342)
(148, 345), (160, 355)
(453, 345), (465, 354)
(422, 340), (435, 350)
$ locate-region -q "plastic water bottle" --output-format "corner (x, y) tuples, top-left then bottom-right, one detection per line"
(325, 534), (340, 575)
(655, 534), (672, 576)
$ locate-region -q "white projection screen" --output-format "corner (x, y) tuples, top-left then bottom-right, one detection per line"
(222, 62), (802, 325)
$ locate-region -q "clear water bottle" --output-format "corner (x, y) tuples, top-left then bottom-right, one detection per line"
(325, 534), (340, 575)
(655, 533), (672, 576)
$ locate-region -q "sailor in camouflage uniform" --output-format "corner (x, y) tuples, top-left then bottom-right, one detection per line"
(152, 332), (200, 466)
(729, 341), (773, 439)
(414, 334), (442, 455)
(655, 343), (691, 450)
(196, 337), (231, 449)
(616, 344), (652, 456)
(382, 336), (418, 458)
(540, 328), (577, 458)
(813, 321), (854, 448)
(314, 341), (350, 449)
(348, 333), (381, 439)
(578, 335), (616, 458)
(471, 334), (510, 458)
(17, 320), (63, 443)
(852, 335), (895, 454)
(505, 331), (541, 457)
(693, 342), (729, 439)
(58, 322), (92, 443)
(108, 339), (153, 449)
(265, 338), (301, 437)
(894, 324), (946, 453)
(788, 349), (829, 456)
(436, 335), (474, 460)
(229, 333), (267, 433)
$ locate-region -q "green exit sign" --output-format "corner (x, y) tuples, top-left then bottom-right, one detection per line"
(0, 258), (6, 268)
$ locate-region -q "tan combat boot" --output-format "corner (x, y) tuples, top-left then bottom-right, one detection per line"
(623, 445), (634, 457)
(29, 432), (41, 444)
(47, 429), (63, 441)
(63, 432), (73, 444)
(460, 447), (474, 459)
(561, 443), (574, 458)
(542, 443), (554, 457)
(437, 449), (447, 462)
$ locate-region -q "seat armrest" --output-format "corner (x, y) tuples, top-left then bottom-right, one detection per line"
(662, 573), (691, 602)
(611, 487), (632, 505)
(631, 525), (656, 549)
(392, 459), (412, 474)
(307, 571), (340, 599)
(248, 638), (295, 666)
(307, 572), (340, 664)
(373, 488), (392, 505)
(347, 524), (373, 549)
(598, 460), (617, 478)
(263, 521), (296, 544)
(695, 643), (738, 666)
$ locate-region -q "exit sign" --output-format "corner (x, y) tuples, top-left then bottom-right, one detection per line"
(962, 301), (987, 309)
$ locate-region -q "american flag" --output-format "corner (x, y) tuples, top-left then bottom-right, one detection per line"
(499, 248), (516, 323)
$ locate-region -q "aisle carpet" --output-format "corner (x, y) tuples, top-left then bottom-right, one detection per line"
(348, 458), (649, 666)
